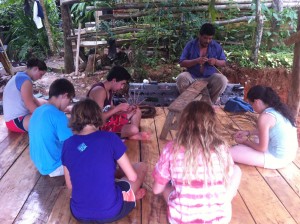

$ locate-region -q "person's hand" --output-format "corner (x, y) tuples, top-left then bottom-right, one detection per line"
(207, 58), (217, 66)
(234, 130), (249, 139)
(116, 103), (130, 112)
(234, 130), (249, 144)
(198, 57), (208, 65)
(235, 135), (248, 144)
(128, 104), (137, 113)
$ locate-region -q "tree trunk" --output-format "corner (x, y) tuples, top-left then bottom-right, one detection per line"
(251, 0), (264, 64)
(61, 3), (75, 73)
(39, 0), (56, 55)
(287, 8), (300, 118)
(268, 0), (283, 49)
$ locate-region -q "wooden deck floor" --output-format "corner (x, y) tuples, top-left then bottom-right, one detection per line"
(0, 106), (299, 224)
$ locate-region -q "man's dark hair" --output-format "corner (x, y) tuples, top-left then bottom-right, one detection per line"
(27, 58), (47, 71)
(106, 65), (131, 82)
(199, 23), (215, 36)
(49, 78), (75, 99)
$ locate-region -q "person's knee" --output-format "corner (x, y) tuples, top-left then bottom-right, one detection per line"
(122, 125), (139, 136)
(212, 73), (228, 88)
(176, 72), (192, 93)
(220, 75), (228, 90)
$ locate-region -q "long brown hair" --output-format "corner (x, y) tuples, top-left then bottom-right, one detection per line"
(173, 101), (231, 185)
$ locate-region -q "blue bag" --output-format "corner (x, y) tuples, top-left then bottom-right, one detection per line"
(224, 97), (254, 113)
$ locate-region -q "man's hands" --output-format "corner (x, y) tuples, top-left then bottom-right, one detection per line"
(197, 57), (217, 66)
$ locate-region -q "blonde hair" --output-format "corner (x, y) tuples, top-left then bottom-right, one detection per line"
(173, 101), (231, 185)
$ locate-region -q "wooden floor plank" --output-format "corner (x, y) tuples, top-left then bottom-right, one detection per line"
(0, 116), (9, 143)
(231, 193), (255, 224)
(293, 148), (300, 168)
(215, 108), (256, 223)
(0, 133), (28, 179)
(47, 187), (78, 224)
(238, 164), (296, 224)
(114, 139), (142, 224)
(140, 114), (168, 224)
(257, 167), (300, 223)
(225, 111), (258, 130)
(214, 107), (239, 145)
(277, 163), (300, 197)
(161, 107), (177, 141)
(0, 148), (40, 223)
(14, 176), (65, 224)
(154, 107), (170, 152)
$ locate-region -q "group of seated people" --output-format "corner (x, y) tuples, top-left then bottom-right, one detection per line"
(2, 58), (298, 223)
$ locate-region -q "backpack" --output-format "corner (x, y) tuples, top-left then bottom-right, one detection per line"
(224, 97), (254, 113)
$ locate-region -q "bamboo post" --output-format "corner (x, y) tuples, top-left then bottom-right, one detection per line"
(75, 22), (81, 77)
(0, 38), (13, 76)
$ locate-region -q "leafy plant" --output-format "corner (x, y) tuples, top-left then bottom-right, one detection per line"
(1, 0), (62, 61)
(71, 2), (96, 26)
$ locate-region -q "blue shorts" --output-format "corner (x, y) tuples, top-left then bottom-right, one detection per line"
(73, 180), (136, 223)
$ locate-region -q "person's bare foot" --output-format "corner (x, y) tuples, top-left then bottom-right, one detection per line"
(129, 131), (151, 141)
(135, 188), (147, 200)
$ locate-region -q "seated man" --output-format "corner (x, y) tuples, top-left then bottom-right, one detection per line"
(29, 78), (75, 177)
(87, 66), (150, 140)
(177, 23), (228, 103)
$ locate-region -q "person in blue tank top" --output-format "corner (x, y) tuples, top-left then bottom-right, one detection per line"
(230, 85), (298, 169)
(62, 99), (147, 223)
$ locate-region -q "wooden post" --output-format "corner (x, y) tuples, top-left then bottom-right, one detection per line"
(74, 22), (81, 77)
(287, 8), (300, 118)
(60, 3), (75, 73)
(0, 38), (13, 76)
(251, 0), (264, 64)
(39, 0), (56, 55)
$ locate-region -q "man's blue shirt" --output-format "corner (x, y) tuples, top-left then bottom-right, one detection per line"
(179, 38), (226, 78)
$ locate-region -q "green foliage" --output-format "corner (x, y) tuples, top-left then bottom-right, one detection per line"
(0, 0), (62, 61)
(261, 4), (297, 46)
(224, 45), (293, 69)
(7, 6), (50, 60)
(71, 2), (96, 26)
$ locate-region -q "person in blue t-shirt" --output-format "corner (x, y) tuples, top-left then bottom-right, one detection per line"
(3, 58), (47, 132)
(62, 99), (147, 223)
(29, 78), (75, 177)
(177, 23), (228, 103)
(230, 85), (298, 169)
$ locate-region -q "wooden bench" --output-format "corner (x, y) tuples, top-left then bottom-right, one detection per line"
(160, 80), (211, 139)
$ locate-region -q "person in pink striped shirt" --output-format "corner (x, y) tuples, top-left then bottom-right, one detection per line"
(153, 101), (241, 224)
